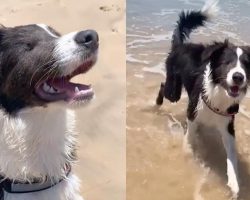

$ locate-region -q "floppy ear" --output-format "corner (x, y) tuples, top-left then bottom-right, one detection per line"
(201, 39), (228, 64)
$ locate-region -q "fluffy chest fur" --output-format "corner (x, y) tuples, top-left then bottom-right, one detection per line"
(0, 106), (83, 200)
(195, 97), (231, 131)
(0, 106), (76, 180)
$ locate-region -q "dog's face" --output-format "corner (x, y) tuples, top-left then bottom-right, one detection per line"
(0, 24), (99, 114)
(206, 41), (250, 100)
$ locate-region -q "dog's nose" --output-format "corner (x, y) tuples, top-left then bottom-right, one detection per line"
(232, 72), (244, 85)
(74, 30), (99, 50)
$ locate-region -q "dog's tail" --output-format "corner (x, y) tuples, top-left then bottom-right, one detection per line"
(172, 0), (219, 48)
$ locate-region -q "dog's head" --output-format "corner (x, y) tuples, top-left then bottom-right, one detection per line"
(202, 40), (250, 101)
(0, 24), (99, 114)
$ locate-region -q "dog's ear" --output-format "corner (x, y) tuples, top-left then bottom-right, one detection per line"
(201, 39), (228, 64)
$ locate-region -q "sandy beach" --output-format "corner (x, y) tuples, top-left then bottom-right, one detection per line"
(0, 0), (125, 200)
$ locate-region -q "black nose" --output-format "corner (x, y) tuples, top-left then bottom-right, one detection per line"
(232, 72), (244, 85)
(74, 30), (99, 50)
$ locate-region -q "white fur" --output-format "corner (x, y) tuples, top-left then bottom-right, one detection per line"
(226, 47), (246, 87)
(0, 106), (83, 200)
(222, 132), (239, 197)
(186, 63), (241, 197)
(37, 24), (59, 38)
(53, 32), (97, 76)
(201, 0), (220, 20)
(188, 99), (239, 197)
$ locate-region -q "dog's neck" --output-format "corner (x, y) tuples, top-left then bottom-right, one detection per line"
(0, 105), (77, 182)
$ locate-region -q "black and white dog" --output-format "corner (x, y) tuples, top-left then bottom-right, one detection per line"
(156, 0), (250, 197)
(0, 24), (98, 200)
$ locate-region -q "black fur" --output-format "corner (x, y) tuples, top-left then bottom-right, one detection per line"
(0, 94), (26, 114)
(172, 10), (207, 48)
(156, 82), (165, 105)
(0, 25), (59, 115)
(228, 116), (235, 137)
(227, 104), (239, 115)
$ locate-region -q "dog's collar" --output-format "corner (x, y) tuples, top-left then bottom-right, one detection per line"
(201, 95), (238, 117)
(0, 163), (71, 194)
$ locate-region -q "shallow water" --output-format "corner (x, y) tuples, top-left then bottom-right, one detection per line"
(127, 0), (250, 199)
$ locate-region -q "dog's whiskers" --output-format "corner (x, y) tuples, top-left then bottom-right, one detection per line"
(29, 58), (57, 87)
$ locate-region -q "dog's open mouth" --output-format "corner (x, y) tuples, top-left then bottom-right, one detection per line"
(228, 86), (240, 97)
(35, 60), (95, 103)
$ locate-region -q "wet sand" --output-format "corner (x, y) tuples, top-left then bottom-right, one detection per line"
(127, 58), (250, 200)
(0, 0), (125, 200)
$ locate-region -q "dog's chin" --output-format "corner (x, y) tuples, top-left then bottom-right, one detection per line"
(34, 56), (97, 105)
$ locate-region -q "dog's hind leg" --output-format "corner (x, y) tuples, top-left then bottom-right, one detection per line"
(220, 119), (239, 198)
(156, 82), (165, 105)
(164, 68), (183, 102)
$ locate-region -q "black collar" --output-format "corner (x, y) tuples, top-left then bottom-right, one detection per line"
(201, 95), (238, 117)
(0, 163), (71, 195)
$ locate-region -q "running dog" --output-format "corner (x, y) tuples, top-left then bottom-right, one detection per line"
(156, 1), (250, 197)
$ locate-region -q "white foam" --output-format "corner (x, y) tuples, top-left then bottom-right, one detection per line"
(134, 74), (144, 78)
(126, 54), (149, 65)
(127, 33), (172, 47)
(152, 8), (179, 16)
(142, 63), (166, 77)
(167, 114), (184, 136)
(179, 0), (201, 7)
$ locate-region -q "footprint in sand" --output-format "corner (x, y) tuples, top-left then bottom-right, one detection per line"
(99, 5), (121, 12)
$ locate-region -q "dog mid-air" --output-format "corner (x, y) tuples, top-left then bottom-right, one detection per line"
(0, 24), (98, 200)
(156, 0), (250, 197)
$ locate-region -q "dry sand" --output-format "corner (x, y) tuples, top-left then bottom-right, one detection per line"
(0, 0), (125, 200)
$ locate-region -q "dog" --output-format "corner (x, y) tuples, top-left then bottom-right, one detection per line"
(156, 0), (250, 197)
(0, 24), (98, 200)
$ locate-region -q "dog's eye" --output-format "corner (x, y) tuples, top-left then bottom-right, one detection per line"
(25, 43), (34, 51)
(241, 54), (250, 66)
(222, 60), (232, 65)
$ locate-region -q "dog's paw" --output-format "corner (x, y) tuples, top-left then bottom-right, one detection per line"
(156, 95), (164, 105)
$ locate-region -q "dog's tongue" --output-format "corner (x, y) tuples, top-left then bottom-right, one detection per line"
(36, 78), (94, 102)
(230, 86), (239, 93)
(229, 85), (240, 98)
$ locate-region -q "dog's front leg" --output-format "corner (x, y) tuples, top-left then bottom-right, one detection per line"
(220, 118), (239, 197)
